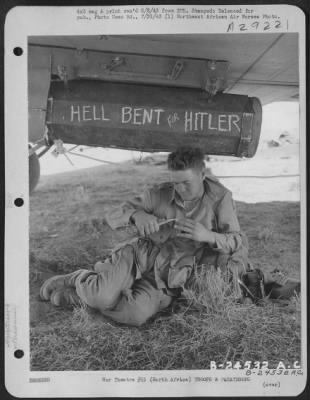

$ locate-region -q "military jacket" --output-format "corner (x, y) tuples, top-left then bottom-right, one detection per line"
(106, 177), (246, 290)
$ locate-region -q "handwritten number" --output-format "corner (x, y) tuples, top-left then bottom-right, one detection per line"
(264, 21), (270, 31)
(227, 22), (234, 32)
(229, 20), (283, 32)
(251, 21), (259, 30)
(275, 20), (281, 28)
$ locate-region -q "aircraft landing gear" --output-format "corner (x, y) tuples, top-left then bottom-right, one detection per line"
(29, 151), (40, 194)
(29, 140), (51, 194)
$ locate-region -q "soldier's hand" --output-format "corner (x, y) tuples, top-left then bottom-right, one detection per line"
(175, 218), (215, 244)
(132, 211), (160, 237)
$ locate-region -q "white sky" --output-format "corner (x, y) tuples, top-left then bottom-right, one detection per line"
(40, 101), (299, 176)
(259, 101), (299, 143)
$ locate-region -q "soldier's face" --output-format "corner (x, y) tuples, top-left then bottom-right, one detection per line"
(170, 168), (204, 201)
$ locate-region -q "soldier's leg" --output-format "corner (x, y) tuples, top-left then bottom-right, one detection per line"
(40, 245), (137, 311)
(100, 278), (173, 326)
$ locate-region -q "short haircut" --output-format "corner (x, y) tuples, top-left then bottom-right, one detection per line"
(167, 146), (205, 171)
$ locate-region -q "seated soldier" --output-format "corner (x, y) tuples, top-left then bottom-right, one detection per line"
(40, 146), (299, 325)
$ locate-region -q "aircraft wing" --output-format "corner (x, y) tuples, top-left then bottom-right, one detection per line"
(27, 33), (299, 192)
(28, 33), (299, 106)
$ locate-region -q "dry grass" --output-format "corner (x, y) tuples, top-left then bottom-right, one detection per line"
(30, 265), (301, 371)
(29, 159), (301, 371)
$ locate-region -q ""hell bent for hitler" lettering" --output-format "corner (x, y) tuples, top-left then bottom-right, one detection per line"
(69, 104), (241, 133)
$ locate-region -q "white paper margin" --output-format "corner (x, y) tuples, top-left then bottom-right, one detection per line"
(4, 4), (307, 398)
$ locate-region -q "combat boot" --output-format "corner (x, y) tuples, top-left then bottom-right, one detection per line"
(40, 269), (86, 301)
(50, 287), (82, 308)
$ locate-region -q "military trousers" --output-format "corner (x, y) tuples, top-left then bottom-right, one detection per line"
(70, 242), (173, 326)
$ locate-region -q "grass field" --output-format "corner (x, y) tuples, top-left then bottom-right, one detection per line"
(29, 149), (301, 371)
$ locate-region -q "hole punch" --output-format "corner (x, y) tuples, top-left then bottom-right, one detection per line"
(14, 349), (24, 359)
(13, 47), (23, 56)
(14, 198), (24, 207)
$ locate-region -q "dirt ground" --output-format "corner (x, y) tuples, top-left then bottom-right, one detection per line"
(29, 144), (302, 371)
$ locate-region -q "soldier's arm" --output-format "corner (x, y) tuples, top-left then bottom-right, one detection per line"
(212, 191), (244, 253)
(105, 188), (155, 230)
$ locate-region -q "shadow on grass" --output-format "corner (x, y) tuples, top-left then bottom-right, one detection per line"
(29, 199), (301, 371)
(29, 159), (301, 370)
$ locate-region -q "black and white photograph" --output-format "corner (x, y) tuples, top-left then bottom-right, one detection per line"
(4, 4), (307, 398)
